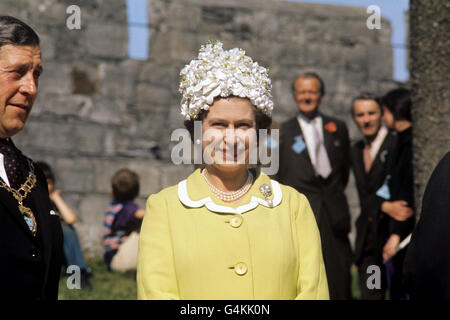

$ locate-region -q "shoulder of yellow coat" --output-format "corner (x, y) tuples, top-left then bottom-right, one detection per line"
(277, 182), (310, 220)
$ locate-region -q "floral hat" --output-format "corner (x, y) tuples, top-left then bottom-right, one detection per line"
(179, 40), (274, 120)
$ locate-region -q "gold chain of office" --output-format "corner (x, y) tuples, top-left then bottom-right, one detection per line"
(0, 160), (37, 236)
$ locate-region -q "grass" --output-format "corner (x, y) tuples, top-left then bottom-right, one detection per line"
(58, 258), (137, 300)
(58, 259), (362, 300)
(351, 264), (361, 299)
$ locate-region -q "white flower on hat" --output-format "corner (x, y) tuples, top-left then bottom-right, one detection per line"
(179, 40), (274, 120)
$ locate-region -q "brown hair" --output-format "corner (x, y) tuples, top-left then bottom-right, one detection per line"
(350, 92), (383, 117)
(111, 169), (140, 202)
(0, 16), (40, 48)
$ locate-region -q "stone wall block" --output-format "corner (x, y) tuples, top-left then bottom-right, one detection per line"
(148, 30), (173, 64)
(33, 93), (93, 118)
(367, 44), (393, 80)
(22, 120), (74, 153)
(168, 2), (201, 31)
(37, 62), (73, 96)
(73, 123), (106, 155)
(159, 163), (195, 189)
(137, 84), (174, 109)
(98, 60), (142, 102)
(54, 157), (96, 193)
(93, 158), (162, 197)
(86, 97), (124, 125)
(81, 21), (128, 59)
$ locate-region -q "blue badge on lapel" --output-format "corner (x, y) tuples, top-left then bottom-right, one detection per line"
(376, 184), (391, 200)
(292, 135), (306, 154)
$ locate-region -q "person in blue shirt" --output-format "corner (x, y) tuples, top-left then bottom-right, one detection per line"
(103, 168), (145, 272)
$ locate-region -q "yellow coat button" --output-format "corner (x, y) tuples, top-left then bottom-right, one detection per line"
(230, 216), (243, 228)
(235, 262), (247, 276)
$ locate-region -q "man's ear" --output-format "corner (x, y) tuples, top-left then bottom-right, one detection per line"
(109, 187), (113, 196)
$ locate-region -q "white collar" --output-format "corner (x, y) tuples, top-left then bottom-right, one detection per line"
(368, 125), (388, 159)
(177, 178), (283, 215)
(297, 112), (322, 124)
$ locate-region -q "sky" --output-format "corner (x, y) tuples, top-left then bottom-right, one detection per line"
(126, 0), (409, 82)
(126, 0), (149, 60)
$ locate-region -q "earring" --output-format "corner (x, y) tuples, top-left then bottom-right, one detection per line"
(195, 139), (201, 145)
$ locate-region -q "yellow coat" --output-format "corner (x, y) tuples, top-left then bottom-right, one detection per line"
(137, 168), (329, 300)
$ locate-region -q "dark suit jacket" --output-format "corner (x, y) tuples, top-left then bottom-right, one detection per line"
(403, 151), (450, 299)
(0, 148), (63, 300)
(350, 130), (398, 264)
(372, 127), (415, 242)
(277, 113), (352, 299)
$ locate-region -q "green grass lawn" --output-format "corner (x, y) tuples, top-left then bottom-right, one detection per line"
(351, 264), (361, 299)
(58, 258), (137, 300)
(58, 259), (362, 300)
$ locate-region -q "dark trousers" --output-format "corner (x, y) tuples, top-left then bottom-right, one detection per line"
(385, 249), (409, 300)
(61, 222), (87, 271)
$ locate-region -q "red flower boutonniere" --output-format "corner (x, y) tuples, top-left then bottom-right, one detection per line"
(324, 121), (337, 133)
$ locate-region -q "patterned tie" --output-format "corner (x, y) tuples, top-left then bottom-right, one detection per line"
(0, 139), (25, 189)
(311, 119), (332, 178)
(363, 143), (373, 173)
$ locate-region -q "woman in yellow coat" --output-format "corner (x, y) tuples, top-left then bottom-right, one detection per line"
(137, 41), (329, 300)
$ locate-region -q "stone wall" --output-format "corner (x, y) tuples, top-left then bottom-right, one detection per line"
(1, 0), (397, 257)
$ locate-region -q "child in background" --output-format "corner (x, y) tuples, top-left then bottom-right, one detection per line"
(103, 168), (145, 273)
(37, 161), (92, 290)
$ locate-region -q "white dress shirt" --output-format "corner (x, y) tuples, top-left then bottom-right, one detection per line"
(367, 125), (388, 160)
(296, 113), (327, 166)
(0, 153), (11, 187)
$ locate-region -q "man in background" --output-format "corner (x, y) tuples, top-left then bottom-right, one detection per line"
(350, 93), (408, 299)
(277, 72), (353, 300)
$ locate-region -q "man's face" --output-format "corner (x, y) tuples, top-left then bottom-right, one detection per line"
(0, 44), (42, 138)
(293, 77), (322, 117)
(352, 99), (382, 138)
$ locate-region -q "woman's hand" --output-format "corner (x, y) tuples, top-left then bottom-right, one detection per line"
(381, 200), (413, 221)
(383, 234), (401, 261)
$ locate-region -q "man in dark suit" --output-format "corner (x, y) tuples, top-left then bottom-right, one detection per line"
(350, 93), (405, 300)
(277, 72), (353, 300)
(0, 16), (63, 300)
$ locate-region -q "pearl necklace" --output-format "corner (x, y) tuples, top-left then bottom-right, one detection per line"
(201, 169), (254, 202)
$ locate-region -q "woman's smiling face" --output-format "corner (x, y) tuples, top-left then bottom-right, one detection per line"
(201, 97), (257, 172)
